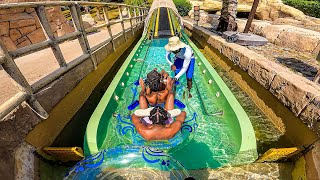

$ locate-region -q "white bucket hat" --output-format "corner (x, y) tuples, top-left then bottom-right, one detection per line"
(165, 36), (186, 52)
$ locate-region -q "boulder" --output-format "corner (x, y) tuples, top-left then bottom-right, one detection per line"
(50, 22), (59, 32)
(273, 17), (304, 25)
(202, 0), (222, 11)
(0, 8), (24, 15)
(17, 38), (32, 48)
(25, 8), (35, 13)
(27, 28), (46, 44)
(0, 21), (9, 36)
(274, 28), (320, 53)
(10, 19), (35, 29)
(279, 4), (305, 20)
(81, 14), (96, 29)
(0, 36), (17, 51)
(30, 12), (42, 28)
(15, 36), (29, 44)
(9, 29), (22, 41)
(60, 22), (75, 34)
(18, 25), (36, 36)
(0, 12), (33, 22)
(260, 25), (291, 43)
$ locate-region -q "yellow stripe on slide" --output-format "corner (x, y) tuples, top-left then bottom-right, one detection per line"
(155, 8), (160, 37)
(167, 8), (174, 36)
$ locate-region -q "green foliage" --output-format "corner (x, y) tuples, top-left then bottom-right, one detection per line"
(124, 0), (146, 6)
(283, 0), (320, 18)
(173, 0), (192, 16)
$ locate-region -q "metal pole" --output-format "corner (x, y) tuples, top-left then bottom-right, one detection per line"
(243, 0), (260, 33)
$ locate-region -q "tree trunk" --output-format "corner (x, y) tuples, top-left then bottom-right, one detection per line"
(217, 0), (238, 32)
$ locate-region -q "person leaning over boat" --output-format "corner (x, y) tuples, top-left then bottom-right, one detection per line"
(165, 36), (195, 98)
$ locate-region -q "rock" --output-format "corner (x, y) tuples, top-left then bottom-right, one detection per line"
(300, 96), (320, 133)
(280, 4), (305, 20)
(269, 72), (320, 115)
(274, 28), (320, 53)
(30, 12), (42, 28)
(260, 25), (290, 43)
(17, 38), (32, 48)
(27, 28), (46, 44)
(81, 14), (96, 28)
(10, 19), (36, 29)
(237, 4), (252, 12)
(0, 12), (33, 22)
(15, 36), (29, 44)
(50, 22), (59, 32)
(25, 8), (35, 13)
(255, 7), (271, 20)
(60, 22), (74, 34)
(269, 9), (280, 20)
(202, 0), (222, 11)
(50, 13), (67, 26)
(248, 58), (278, 89)
(251, 21), (272, 35)
(0, 21), (9, 36)
(273, 18), (303, 25)
(188, 10), (209, 23)
(0, 36), (17, 51)
(18, 25), (36, 36)
(56, 29), (65, 37)
(189, 0), (204, 7)
(9, 29), (22, 41)
(0, 8), (25, 15)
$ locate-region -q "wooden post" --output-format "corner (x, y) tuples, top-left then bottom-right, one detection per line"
(128, 7), (134, 35)
(36, 5), (67, 67)
(103, 6), (116, 51)
(0, 42), (48, 119)
(118, 5), (127, 41)
(133, 8), (137, 27)
(244, 0), (260, 33)
(70, 4), (97, 69)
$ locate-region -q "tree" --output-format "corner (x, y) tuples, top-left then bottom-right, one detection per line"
(217, 0), (238, 32)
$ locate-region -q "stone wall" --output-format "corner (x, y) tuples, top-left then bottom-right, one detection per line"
(183, 20), (320, 136)
(0, 6), (75, 51)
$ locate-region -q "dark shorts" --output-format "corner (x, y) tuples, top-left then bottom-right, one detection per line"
(174, 57), (195, 79)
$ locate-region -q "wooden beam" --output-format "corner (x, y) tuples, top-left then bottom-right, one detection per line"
(0, 92), (28, 120)
(103, 6), (116, 51)
(36, 5), (67, 67)
(70, 4), (97, 69)
(118, 5), (127, 41)
(0, 42), (48, 119)
(244, 0), (260, 33)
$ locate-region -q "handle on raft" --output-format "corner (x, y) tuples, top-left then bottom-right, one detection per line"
(134, 80), (139, 86)
(128, 100), (139, 110)
(174, 99), (186, 109)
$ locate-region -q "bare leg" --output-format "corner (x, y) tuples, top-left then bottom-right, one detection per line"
(165, 93), (175, 110)
(139, 94), (148, 109)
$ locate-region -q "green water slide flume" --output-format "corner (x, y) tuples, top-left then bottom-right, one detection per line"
(83, 30), (257, 169)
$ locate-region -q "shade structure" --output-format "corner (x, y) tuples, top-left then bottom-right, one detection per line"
(143, 0), (184, 37)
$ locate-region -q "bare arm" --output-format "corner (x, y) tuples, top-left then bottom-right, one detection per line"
(132, 114), (146, 130)
(165, 111), (186, 139)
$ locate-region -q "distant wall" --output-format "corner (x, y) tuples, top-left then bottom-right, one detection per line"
(0, 6), (74, 51)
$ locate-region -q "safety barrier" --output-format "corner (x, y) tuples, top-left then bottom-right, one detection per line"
(0, 1), (148, 120)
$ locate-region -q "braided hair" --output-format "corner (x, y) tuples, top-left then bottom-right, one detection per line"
(145, 69), (161, 92)
(149, 106), (169, 125)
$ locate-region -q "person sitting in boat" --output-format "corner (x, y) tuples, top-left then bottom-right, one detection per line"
(139, 68), (173, 106)
(165, 36), (195, 98)
(132, 92), (186, 140)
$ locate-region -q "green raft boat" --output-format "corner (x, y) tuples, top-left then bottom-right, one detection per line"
(82, 0), (257, 171)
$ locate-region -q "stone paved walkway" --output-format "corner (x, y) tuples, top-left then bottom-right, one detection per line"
(0, 21), (135, 105)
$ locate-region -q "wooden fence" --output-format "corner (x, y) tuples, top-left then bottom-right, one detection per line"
(0, 1), (148, 120)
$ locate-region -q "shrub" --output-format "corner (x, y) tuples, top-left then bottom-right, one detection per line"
(173, 0), (192, 16)
(283, 0), (320, 18)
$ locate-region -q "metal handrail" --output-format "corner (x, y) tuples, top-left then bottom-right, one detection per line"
(0, 1), (148, 120)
